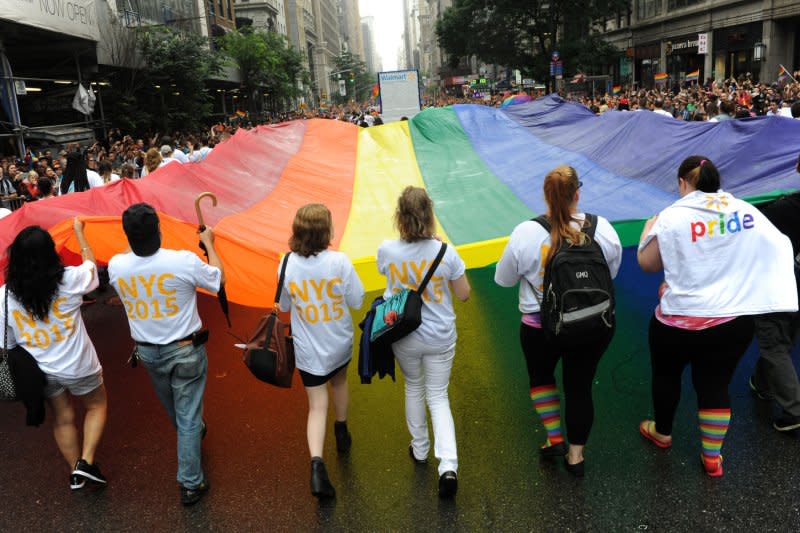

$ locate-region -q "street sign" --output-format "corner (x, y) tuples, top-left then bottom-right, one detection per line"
(698, 33), (708, 54)
(338, 80), (346, 96)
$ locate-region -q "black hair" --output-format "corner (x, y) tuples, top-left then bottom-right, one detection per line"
(5, 226), (65, 321)
(678, 155), (721, 193)
(37, 178), (53, 197)
(791, 101), (800, 118)
(60, 152), (89, 194)
(98, 160), (113, 175)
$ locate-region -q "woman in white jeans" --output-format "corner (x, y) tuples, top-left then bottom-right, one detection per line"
(376, 186), (470, 498)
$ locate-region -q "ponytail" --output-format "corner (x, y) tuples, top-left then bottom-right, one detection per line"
(678, 155), (721, 193)
(543, 165), (588, 265)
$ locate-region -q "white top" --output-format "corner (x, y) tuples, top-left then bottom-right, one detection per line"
(158, 158), (175, 168)
(495, 214), (622, 314)
(779, 107), (793, 118)
(87, 169), (104, 188)
(377, 239), (466, 345)
(278, 250), (365, 375)
(171, 150), (190, 164)
(107, 173), (121, 183)
(653, 109), (673, 118)
(0, 261), (101, 378)
(0, 208), (11, 219)
(108, 249), (222, 344)
(640, 190), (798, 316)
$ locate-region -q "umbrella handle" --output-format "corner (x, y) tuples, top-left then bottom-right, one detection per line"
(194, 192), (217, 230)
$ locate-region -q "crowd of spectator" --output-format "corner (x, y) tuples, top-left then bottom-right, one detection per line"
(574, 74), (800, 121)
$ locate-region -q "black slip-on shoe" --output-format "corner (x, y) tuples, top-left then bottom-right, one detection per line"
(310, 458), (336, 499)
(438, 471), (458, 498)
(180, 480), (210, 506)
(409, 445), (428, 465)
(774, 414), (800, 432)
(564, 458), (585, 478)
(539, 441), (568, 458)
(72, 459), (107, 485)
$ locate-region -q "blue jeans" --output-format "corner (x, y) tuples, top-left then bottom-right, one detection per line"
(137, 342), (207, 489)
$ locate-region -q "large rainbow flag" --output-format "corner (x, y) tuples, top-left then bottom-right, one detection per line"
(0, 95), (798, 307)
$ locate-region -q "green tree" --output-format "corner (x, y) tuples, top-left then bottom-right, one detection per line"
(139, 27), (223, 131)
(222, 28), (309, 114)
(331, 51), (374, 104)
(436, 0), (626, 87)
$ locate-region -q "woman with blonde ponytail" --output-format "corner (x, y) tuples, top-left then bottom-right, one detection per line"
(495, 166), (622, 477)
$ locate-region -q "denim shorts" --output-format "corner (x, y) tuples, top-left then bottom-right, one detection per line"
(44, 371), (104, 399)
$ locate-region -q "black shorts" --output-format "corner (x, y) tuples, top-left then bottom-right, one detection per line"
(299, 360), (350, 387)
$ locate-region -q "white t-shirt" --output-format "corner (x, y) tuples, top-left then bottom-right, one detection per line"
(87, 169), (104, 188)
(158, 158), (175, 168)
(495, 214), (622, 314)
(108, 173), (121, 183)
(0, 261), (101, 378)
(0, 208), (11, 219)
(108, 249), (222, 344)
(278, 250), (364, 376)
(376, 239), (466, 345)
(171, 150), (189, 164)
(779, 107), (793, 118)
(640, 190), (798, 316)
(653, 109), (673, 117)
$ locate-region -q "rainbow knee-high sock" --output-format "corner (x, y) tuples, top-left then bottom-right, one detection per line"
(698, 408), (731, 463)
(530, 385), (564, 446)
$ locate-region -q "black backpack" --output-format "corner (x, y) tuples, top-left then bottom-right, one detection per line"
(534, 214), (615, 345)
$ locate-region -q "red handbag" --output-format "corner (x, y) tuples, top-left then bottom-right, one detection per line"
(242, 253), (295, 388)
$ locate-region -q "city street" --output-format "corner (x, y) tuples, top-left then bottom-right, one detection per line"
(1, 254), (798, 532)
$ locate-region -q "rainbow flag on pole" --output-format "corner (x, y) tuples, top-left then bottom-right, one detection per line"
(685, 70), (700, 82)
(654, 72), (669, 83)
(612, 85), (622, 95)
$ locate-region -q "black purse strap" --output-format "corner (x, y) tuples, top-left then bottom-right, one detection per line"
(3, 288), (8, 361)
(417, 242), (447, 295)
(272, 252), (291, 314)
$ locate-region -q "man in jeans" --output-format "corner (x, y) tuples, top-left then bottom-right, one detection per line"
(109, 203), (224, 505)
(751, 154), (800, 432)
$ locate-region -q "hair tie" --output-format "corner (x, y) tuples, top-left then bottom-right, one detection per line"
(699, 159), (706, 167)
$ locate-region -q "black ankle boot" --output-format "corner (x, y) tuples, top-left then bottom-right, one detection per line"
(334, 421), (352, 453)
(310, 457), (335, 498)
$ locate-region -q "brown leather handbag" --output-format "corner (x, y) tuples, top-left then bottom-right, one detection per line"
(242, 253), (295, 388)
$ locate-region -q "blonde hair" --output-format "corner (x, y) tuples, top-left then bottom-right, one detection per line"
(543, 166), (588, 264)
(289, 204), (332, 257)
(144, 147), (162, 173)
(394, 186), (435, 242)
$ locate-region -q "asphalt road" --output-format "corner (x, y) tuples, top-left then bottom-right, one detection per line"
(1, 251), (799, 532)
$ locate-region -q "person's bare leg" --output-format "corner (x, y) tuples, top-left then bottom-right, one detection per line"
(77, 384), (107, 464)
(567, 444), (584, 465)
(48, 392), (80, 468)
(305, 384), (329, 458)
(330, 367), (349, 423)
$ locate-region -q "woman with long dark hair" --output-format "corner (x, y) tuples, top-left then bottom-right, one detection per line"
(2, 220), (108, 489)
(637, 156), (796, 476)
(59, 152), (90, 194)
(495, 166), (622, 477)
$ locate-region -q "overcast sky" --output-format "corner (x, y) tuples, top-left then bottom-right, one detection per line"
(359, 0), (403, 71)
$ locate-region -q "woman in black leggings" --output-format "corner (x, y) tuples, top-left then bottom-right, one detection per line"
(495, 166), (622, 477)
(637, 156), (796, 477)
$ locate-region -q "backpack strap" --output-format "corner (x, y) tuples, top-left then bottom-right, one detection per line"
(534, 214), (598, 239)
(417, 242), (447, 294)
(272, 252), (291, 314)
(583, 213), (598, 239)
(532, 215), (550, 232)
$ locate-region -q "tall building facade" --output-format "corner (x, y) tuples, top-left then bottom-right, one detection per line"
(596, 0), (800, 87)
(284, 0), (340, 102)
(402, 0), (421, 70)
(417, 0), (451, 83)
(361, 16), (381, 73)
(233, 0), (288, 35)
(337, 0), (364, 59)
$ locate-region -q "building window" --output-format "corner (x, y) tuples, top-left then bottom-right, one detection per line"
(668, 0), (702, 10)
(637, 0), (660, 19)
(227, 0), (233, 19)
